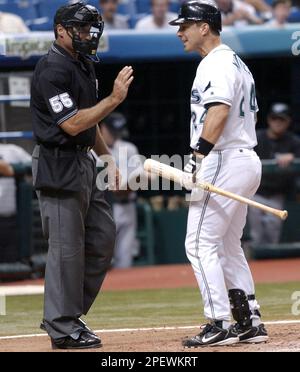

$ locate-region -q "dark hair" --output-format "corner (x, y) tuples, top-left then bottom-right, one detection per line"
(151, 0), (170, 6)
(272, 0), (291, 7)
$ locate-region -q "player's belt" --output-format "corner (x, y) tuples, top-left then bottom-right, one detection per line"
(210, 148), (254, 153)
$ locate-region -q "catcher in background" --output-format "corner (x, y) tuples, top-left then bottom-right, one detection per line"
(169, 1), (268, 347)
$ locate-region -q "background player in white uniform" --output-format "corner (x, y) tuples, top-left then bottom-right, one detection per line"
(170, 1), (268, 347)
(98, 112), (142, 268)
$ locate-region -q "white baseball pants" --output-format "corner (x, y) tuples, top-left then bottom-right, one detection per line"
(185, 148), (262, 321)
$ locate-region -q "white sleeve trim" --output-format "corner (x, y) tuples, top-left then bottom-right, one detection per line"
(203, 97), (232, 107)
(57, 109), (78, 126)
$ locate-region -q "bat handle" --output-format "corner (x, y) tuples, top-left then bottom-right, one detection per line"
(265, 207), (288, 220)
(279, 209), (288, 220)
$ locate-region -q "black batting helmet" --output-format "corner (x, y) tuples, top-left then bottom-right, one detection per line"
(169, 1), (222, 33)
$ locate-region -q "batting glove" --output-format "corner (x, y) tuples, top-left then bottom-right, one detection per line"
(184, 153), (202, 175)
(182, 153), (203, 190)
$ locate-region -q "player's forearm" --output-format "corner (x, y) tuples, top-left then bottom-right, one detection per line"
(200, 104), (230, 145)
(60, 94), (120, 136)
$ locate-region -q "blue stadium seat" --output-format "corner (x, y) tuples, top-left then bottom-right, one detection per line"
(135, 0), (151, 14)
(87, 0), (100, 9)
(169, 0), (180, 13)
(0, 0), (38, 22)
(129, 12), (146, 27)
(36, 0), (66, 21)
(288, 8), (300, 23)
(28, 17), (53, 31)
(136, 0), (180, 15)
(118, 0), (136, 16)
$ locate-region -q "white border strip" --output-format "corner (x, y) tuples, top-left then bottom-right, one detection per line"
(0, 286), (44, 296)
(1, 320), (300, 341)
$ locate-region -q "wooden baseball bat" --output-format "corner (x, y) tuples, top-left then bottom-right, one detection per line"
(144, 159), (288, 220)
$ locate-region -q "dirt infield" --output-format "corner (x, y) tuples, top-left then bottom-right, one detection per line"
(4, 258), (300, 291)
(1, 258), (300, 352)
(0, 323), (300, 352)
(102, 258), (300, 290)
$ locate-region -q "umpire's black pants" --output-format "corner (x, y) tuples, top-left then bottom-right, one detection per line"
(32, 146), (115, 340)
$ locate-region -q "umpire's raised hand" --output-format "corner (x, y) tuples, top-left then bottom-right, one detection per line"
(111, 66), (134, 104)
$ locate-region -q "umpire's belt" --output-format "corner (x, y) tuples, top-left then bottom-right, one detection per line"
(38, 144), (92, 154)
(34, 144), (90, 192)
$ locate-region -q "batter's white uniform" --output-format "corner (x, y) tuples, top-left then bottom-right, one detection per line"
(185, 44), (262, 321)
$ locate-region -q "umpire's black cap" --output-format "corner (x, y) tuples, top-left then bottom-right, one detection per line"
(169, 0), (222, 33)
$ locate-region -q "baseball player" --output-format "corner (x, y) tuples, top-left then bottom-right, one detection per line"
(169, 1), (268, 347)
(31, 2), (133, 349)
(98, 112), (142, 268)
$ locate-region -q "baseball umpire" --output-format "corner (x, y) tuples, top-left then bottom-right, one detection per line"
(169, 1), (268, 347)
(30, 1), (133, 349)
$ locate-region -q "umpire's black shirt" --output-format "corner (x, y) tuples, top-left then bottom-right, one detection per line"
(30, 42), (98, 147)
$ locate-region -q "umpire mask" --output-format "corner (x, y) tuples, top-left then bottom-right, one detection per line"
(54, 2), (104, 56)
